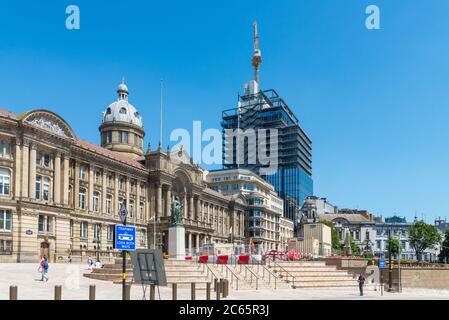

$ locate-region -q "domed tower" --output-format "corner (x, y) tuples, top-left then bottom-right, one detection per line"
(99, 78), (145, 158)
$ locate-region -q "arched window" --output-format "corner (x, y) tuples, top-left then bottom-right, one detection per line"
(119, 107), (127, 114)
(106, 108), (112, 115)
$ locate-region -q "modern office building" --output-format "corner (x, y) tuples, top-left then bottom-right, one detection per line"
(221, 22), (313, 233)
(206, 168), (293, 252)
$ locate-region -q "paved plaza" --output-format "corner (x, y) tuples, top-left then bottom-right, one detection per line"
(0, 263), (449, 300)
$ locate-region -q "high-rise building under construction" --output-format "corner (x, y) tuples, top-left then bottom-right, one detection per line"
(221, 22), (313, 233)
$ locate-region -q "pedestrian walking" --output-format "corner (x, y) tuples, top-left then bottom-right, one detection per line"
(38, 257), (49, 281)
(358, 273), (365, 296)
(87, 255), (94, 270)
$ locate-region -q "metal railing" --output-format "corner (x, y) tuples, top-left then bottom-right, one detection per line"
(260, 264), (278, 289)
(267, 260), (296, 288)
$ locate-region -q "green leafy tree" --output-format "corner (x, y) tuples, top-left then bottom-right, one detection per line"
(386, 238), (402, 258)
(320, 221), (343, 254)
(438, 229), (449, 263)
(348, 236), (360, 256)
(408, 221), (442, 261)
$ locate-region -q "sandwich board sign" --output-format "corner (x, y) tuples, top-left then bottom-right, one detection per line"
(115, 225), (136, 251)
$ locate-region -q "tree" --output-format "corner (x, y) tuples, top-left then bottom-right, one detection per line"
(320, 221), (343, 254)
(438, 229), (449, 263)
(386, 238), (402, 258)
(408, 221), (442, 261)
(348, 236), (360, 256)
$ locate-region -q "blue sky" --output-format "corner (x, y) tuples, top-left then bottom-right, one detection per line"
(1, 1), (449, 223)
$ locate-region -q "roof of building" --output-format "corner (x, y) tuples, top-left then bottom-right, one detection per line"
(75, 139), (145, 170)
(0, 108), (18, 120)
(321, 213), (374, 224)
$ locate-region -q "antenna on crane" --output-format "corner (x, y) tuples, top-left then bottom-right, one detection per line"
(252, 21), (262, 84)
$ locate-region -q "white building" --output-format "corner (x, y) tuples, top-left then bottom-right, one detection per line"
(206, 169), (293, 252)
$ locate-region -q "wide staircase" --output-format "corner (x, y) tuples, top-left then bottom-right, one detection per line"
(84, 259), (213, 288)
(266, 260), (365, 288)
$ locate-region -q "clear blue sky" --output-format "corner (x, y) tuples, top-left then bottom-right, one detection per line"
(1, 1), (448, 223)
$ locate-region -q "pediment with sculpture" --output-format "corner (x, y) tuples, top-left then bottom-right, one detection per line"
(21, 110), (77, 140)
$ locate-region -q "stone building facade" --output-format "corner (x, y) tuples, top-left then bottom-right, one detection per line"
(0, 80), (245, 262)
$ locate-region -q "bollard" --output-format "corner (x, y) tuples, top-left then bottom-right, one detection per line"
(223, 279), (229, 298)
(9, 286), (17, 300)
(89, 285), (96, 300)
(214, 278), (218, 292)
(150, 284), (155, 300)
(206, 282), (211, 300)
(54, 285), (62, 300)
(191, 283), (196, 300)
(216, 279), (221, 300)
(172, 283), (177, 300)
(220, 279), (225, 298)
(123, 284), (131, 300)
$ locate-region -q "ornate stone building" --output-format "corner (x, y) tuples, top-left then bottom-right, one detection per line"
(0, 80), (245, 262)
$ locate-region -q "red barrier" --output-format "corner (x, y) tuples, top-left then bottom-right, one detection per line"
(216, 255), (229, 264)
(238, 255), (250, 265)
(185, 256), (192, 260)
(199, 255), (209, 263)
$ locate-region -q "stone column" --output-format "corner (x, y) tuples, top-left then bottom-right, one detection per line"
(165, 187), (171, 217)
(156, 183), (162, 219)
(136, 180), (141, 220)
(88, 165), (94, 211)
(188, 232), (192, 252)
(114, 174), (119, 217)
(189, 195), (194, 220)
(29, 144), (36, 199)
(74, 161), (80, 209)
(102, 169), (107, 214)
(196, 198), (201, 222)
(183, 196), (188, 219)
(54, 152), (61, 204)
(62, 155), (70, 206)
(196, 233), (200, 250)
(21, 141), (29, 198)
(125, 178), (130, 217)
(14, 141), (21, 198)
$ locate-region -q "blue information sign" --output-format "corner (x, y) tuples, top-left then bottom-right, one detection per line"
(115, 225), (136, 251)
(378, 259), (386, 269)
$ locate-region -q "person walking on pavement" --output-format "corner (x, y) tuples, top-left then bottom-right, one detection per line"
(358, 273), (366, 296)
(38, 257), (49, 281)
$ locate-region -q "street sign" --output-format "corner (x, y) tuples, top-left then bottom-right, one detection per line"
(115, 225), (136, 251)
(129, 249), (167, 286)
(119, 202), (128, 225)
(379, 258), (386, 269)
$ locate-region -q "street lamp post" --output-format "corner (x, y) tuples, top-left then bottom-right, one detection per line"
(388, 227), (393, 292)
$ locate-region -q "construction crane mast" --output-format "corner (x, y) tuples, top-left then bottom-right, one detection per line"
(252, 21), (262, 84)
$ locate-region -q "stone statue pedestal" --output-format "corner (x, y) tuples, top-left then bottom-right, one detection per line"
(168, 225), (185, 260)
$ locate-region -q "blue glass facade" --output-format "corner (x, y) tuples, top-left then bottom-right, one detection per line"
(263, 168), (313, 223)
(221, 88), (313, 233)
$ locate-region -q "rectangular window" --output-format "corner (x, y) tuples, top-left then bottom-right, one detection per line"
(0, 169), (10, 195)
(79, 166), (87, 180)
(43, 177), (50, 201)
(4, 143), (10, 159)
(123, 132), (129, 144)
(0, 240), (12, 255)
(106, 132), (112, 144)
(44, 154), (50, 167)
(93, 224), (101, 241)
(118, 197), (124, 214)
(107, 225), (114, 241)
(129, 200), (134, 218)
(106, 194), (112, 214)
(93, 191), (100, 212)
(80, 222), (88, 239)
(36, 152), (41, 165)
(94, 171), (101, 184)
(35, 176), (41, 199)
(70, 220), (73, 238)
(0, 141), (2, 157)
(139, 202), (144, 220)
(38, 215), (53, 234)
(79, 188), (86, 209)
(0, 209), (12, 231)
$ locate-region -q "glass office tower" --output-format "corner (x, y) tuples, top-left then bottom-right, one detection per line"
(222, 81), (313, 233)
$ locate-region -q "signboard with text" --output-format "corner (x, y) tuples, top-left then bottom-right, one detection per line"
(114, 225), (136, 251)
